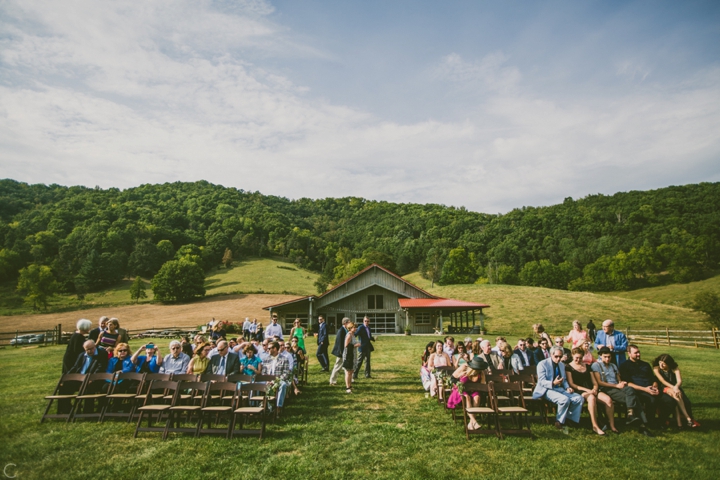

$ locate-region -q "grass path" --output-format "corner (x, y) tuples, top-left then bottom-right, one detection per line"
(1, 336), (719, 479)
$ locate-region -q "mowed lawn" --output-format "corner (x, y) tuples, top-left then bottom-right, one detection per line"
(598, 274), (720, 308)
(1, 336), (719, 479)
(205, 257), (319, 296)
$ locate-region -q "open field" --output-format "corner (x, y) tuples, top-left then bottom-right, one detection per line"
(205, 257), (319, 296)
(598, 274), (720, 308)
(403, 273), (710, 337)
(1, 336), (718, 479)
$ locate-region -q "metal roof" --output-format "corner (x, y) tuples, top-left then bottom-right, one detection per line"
(317, 263), (437, 300)
(263, 296), (314, 310)
(398, 298), (490, 309)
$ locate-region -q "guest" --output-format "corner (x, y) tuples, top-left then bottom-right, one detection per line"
(240, 344), (262, 377)
(498, 341), (519, 373)
(243, 317), (253, 342)
(62, 319), (92, 373)
(421, 341), (435, 391)
(446, 357), (489, 431)
(587, 320), (597, 342)
(316, 315), (329, 372)
(88, 316), (108, 342)
(342, 322), (360, 394)
(96, 318), (121, 354)
(181, 336), (194, 357)
(68, 340), (109, 374)
(592, 347), (645, 432)
(533, 323), (552, 345)
(594, 319), (628, 366)
(525, 338), (536, 354)
(421, 342), (435, 367)
(208, 340), (240, 375)
(491, 336), (507, 355)
(330, 318), (350, 386)
(428, 340), (452, 397)
(582, 341), (595, 365)
(513, 339), (533, 369)
(159, 340), (191, 375)
(107, 343), (134, 374)
(532, 338), (551, 365)
(261, 341), (292, 415)
(566, 320), (589, 349)
(532, 346), (584, 430)
(249, 318), (258, 341)
(652, 353), (700, 429)
(211, 321), (226, 341)
(131, 343), (162, 373)
(453, 342), (471, 368)
(112, 318), (130, 345)
(290, 318), (307, 353)
(187, 343), (212, 374)
(477, 340), (503, 373)
(554, 337), (572, 363)
(566, 347), (616, 435)
(255, 322), (264, 341)
(443, 336), (456, 358)
(265, 315), (284, 340)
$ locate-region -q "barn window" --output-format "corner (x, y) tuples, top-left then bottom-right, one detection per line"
(415, 312), (431, 325)
(367, 295), (384, 309)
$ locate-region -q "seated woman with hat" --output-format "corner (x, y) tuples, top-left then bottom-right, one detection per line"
(446, 356), (489, 430)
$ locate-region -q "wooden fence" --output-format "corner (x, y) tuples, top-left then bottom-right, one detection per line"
(0, 324), (64, 347)
(625, 327), (719, 349)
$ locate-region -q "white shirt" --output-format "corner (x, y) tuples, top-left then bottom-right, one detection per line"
(443, 345), (454, 357)
(243, 320), (252, 331)
(265, 323), (284, 339)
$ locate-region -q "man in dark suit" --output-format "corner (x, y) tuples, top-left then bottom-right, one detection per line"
(316, 316), (329, 372)
(61, 340), (109, 413)
(88, 316), (108, 342)
(208, 340), (240, 375)
(353, 316), (375, 379)
(533, 338), (551, 366)
(513, 338), (534, 369)
(329, 317), (350, 386)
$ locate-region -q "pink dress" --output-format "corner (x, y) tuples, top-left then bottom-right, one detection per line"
(446, 376), (479, 409)
(567, 329), (589, 348)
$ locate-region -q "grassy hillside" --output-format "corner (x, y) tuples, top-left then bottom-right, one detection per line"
(204, 257), (318, 296)
(403, 272), (709, 337)
(598, 274), (720, 308)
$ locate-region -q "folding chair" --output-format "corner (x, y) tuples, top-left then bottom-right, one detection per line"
(492, 381), (533, 439)
(510, 373), (547, 424)
(200, 373), (226, 383)
(41, 374), (86, 423)
(435, 366), (455, 408)
(197, 381), (237, 438)
(227, 373), (254, 384)
(72, 373), (114, 422)
(462, 382), (500, 440)
(130, 373), (171, 421)
(163, 381), (208, 439)
(134, 381), (179, 438)
(250, 375), (278, 420)
(231, 383), (268, 439)
(166, 374), (199, 401)
(100, 372), (145, 422)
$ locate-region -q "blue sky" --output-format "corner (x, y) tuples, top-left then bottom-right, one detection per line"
(1, 0), (719, 212)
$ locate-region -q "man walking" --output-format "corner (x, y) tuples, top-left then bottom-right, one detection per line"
(354, 316), (375, 379)
(329, 317), (350, 385)
(316, 316), (329, 372)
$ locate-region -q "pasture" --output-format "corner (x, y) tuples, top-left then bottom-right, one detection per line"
(1, 335), (718, 479)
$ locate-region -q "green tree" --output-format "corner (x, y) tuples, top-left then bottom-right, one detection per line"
(439, 247), (477, 285)
(693, 292), (720, 328)
(221, 248), (233, 268)
(151, 259), (206, 302)
(129, 276), (148, 304)
(128, 239), (163, 277)
(420, 248), (446, 287)
(17, 264), (58, 310)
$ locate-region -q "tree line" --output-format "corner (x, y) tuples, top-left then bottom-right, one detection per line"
(1, 179), (718, 308)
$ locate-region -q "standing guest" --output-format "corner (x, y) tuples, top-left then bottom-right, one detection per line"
(554, 337), (572, 363)
(594, 319), (628, 366)
(208, 340), (240, 375)
(240, 344), (262, 376)
(111, 318), (130, 345)
(159, 340), (191, 375)
(342, 322), (360, 394)
(620, 345), (675, 432)
(63, 319), (92, 373)
(249, 318), (258, 341)
(477, 340), (503, 373)
(566, 320), (589, 349)
(453, 342), (471, 368)
(290, 318), (307, 353)
(587, 320), (597, 342)
(243, 317), (252, 342)
(513, 339), (534, 369)
(532, 346), (584, 430)
(446, 357), (489, 431)
(653, 353), (700, 429)
(592, 347), (645, 431)
(353, 316), (375, 380)
(181, 336), (193, 357)
(187, 343), (212, 374)
(132, 343), (162, 373)
(329, 318), (351, 386)
(255, 321), (264, 341)
(443, 336), (456, 358)
(567, 347), (617, 435)
(533, 323), (552, 345)
(533, 338), (551, 365)
(88, 316), (108, 342)
(97, 318), (121, 354)
(316, 316), (329, 372)
(211, 321), (226, 341)
(264, 315), (284, 340)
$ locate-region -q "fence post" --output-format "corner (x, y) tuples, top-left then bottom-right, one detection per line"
(713, 328), (719, 350)
(666, 327), (671, 346)
(14, 330), (18, 348)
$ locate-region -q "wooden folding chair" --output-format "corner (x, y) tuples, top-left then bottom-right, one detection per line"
(227, 373), (254, 384)
(254, 374), (278, 382)
(197, 381), (237, 438)
(492, 381), (533, 439)
(462, 382), (500, 440)
(41, 374), (86, 423)
(100, 372), (145, 422)
(435, 366), (455, 408)
(231, 383), (269, 439)
(170, 373), (199, 382)
(510, 373), (547, 424)
(163, 381), (208, 439)
(200, 373), (226, 383)
(134, 380), (179, 438)
(72, 373), (114, 422)
(250, 375), (278, 420)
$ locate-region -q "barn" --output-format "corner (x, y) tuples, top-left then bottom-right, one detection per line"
(263, 264), (489, 335)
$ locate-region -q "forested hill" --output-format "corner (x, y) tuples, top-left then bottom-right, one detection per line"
(1, 179), (719, 296)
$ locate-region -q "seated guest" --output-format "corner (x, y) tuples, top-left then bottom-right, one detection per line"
(491, 336), (507, 355)
(187, 342), (212, 374)
(592, 347), (647, 434)
(240, 344), (263, 376)
(428, 341), (452, 397)
(262, 341), (292, 415)
(477, 340), (503, 373)
(181, 336), (193, 357)
(63, 319), (92, 374)
(443, 336), (456, 358)
(532, 346), (584, 430)
(554, 337), (572, 363)
(208, 340), (240, 375)
(498, 341), (521, 374)
(566, 347), (617, 435)
(532, 338), (551, 365)
(131, 343), (162, 373)
(97, 318), (121, 354)
(258, 340), (272, 363)
(582, 341), (595, 365)
(620, 345), (675, 433)
(106, 343), (135, 392)
(653, 353), (700, 429)
(453, 342), (471, 368)
(446, 357), (489, 431)
(229, 338), (238, 350)
(68, 340), (109, 374)
(159, 340), (191, 375)
(594, 319), (628, 366)
(533, 323), (552, 345)
(513, 339), (534, 369)
(525, 338), (536, 355)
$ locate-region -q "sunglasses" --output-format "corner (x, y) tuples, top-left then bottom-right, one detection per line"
(117, 349), (129, 353)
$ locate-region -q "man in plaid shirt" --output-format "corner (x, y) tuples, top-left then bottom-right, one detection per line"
(262, 341), (291, 412)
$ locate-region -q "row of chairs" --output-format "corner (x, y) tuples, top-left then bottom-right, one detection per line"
(41, 371), (278, 428)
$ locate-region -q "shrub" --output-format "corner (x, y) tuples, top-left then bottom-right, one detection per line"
(151, 259), (206, 302)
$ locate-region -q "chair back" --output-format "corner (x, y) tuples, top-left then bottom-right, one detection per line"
(200, 373), (226, 383)
(143, 380), (179, 406)
(255, 374), (278, 383)
(171, 373), (199, 382)
(227, 373), (253, 383)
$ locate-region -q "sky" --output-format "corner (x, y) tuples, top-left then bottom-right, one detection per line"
(1, 0), (719, 213)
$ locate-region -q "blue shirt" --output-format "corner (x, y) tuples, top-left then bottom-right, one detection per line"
(240, 355), (262, 375)
(107, 357), (135, 374)
(135, 355), (160, 373)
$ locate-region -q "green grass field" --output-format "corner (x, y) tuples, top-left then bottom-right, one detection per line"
(205, 257), (319, 296)
(402, 273), (710, 337)
(598, 274), (720, 308)
(1, 336), (718, 479)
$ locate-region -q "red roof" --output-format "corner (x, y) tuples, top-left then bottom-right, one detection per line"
(398, 298), (490, 309)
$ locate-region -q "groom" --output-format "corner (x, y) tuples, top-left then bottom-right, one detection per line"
(329, 317), (350, 385)
(353, 316), (375, 380)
